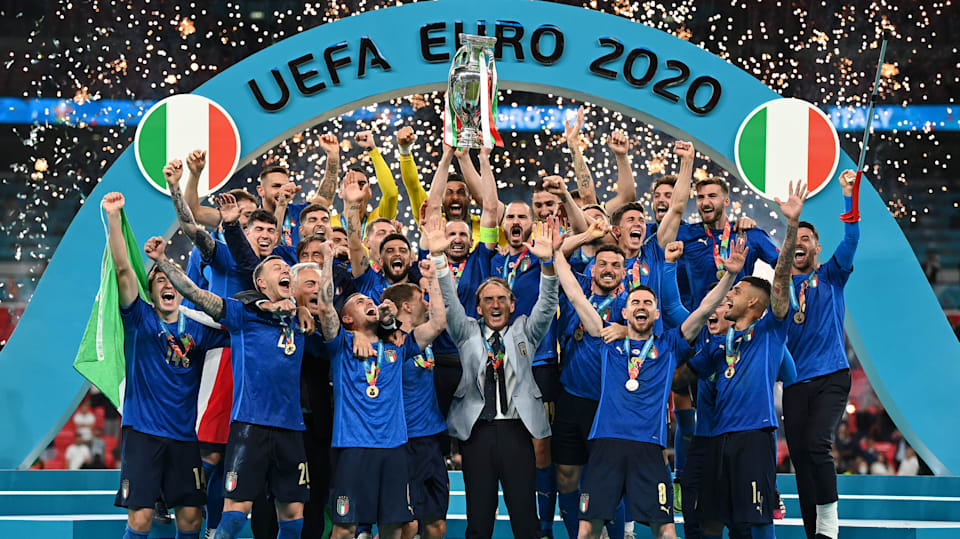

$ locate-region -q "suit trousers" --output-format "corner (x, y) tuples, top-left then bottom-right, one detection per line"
(460, 419), (539, 539)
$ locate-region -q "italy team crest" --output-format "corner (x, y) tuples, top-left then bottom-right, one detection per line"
(121, 479), (129, 500)
(384, 349), (398, 363)
(579, 493), (589, 513)
(225, 472), (238, 492)
(337, 495), (350, 516)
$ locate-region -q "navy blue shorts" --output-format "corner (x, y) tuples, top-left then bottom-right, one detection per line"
(222, 421), (309, 503)
(579, 438), (673, 524)
(329, 446), (414, 525)
(114, 427), (205, 509)
(533, 363), (561, 424)
(551, 390), (599, 466)
(405, 434), (449, 521)
(697, 429), (777, 525)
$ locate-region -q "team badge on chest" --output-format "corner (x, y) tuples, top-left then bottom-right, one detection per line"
(384, 349), (398, 363)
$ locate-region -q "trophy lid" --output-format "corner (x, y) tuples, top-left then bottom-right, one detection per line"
(458, 33), (497, 49)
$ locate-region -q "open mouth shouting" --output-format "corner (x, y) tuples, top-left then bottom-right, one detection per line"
(655, 202), (669, 221)
(449, 239), (468, 257)
(596, 271), (619, 290)
(795, 247), (808, 267)
(509, 224), (524, 244)
(447, 203), (464, 218)
(278, 276), (291, 295)
(707, 313), (720, 332)
(631, 309), (651, 329)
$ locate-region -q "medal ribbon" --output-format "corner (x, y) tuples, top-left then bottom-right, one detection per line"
(500, 248), (529, 289)
(450, 259), (467, 287)
(578, 293), (616, 334)
(483, 329), (505, 370)
(158, 311), (192, 361)
(724, 319), (758, 369)
(789, 269), (820, 315)
(364, 341), (383, 387)
(619, 253), (650, 294)
(414, 345), (436, 370)
(279, 313), (296, 350)
(704, 222), (732, 275)
(624, 336), (657, 381)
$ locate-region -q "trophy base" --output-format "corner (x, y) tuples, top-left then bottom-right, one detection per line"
(456, 128), (483, 149)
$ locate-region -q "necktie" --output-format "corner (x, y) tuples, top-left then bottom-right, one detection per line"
(481, 331), (508, 419)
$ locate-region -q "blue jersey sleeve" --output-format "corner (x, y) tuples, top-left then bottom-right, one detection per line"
(222, 221), (260, 273)
(777, 346), (798, 386)
(119, 296), (149, 324)
(688, 341), (721, 378)
(660, 262), (690, 328)
(832, 195), (860, 272)
(323, 328), (348, 360)
(220, 297), (249, 333)
(747, 228), (781, 266)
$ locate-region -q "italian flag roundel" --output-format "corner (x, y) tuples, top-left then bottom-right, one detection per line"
(735, 98), (839, 202)
(134, 94), (241, 196)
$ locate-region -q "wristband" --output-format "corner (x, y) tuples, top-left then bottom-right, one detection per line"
(541, 258), (554, 266)
(431, 254), (447, 267)
(479, 226), (499, 243)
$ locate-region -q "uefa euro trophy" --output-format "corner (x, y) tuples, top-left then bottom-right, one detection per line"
(443, 34), (503, 149)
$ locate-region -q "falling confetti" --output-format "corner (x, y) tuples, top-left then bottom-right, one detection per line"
(0, 0), (957, 316)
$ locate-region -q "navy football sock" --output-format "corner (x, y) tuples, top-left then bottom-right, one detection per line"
(213, 510), (246, 539)
(557, 490), (580, 539)
(277, 517), (304, 539)
(123, 525), (149, 539)
(203, 459), (225, 530)
(674, 409), (696, 477)
(537, 464), (558, 537)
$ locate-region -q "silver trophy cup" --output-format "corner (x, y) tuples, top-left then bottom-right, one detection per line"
(447, 34), (498, 148)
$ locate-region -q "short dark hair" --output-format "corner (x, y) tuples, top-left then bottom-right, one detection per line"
(228, 188), (259, 206)
(295, 233), (326, 259)
(246, 209), (278, 229)
(259, 165), (289, 181)
(381, 282), (422, 308)
(252, 255), (284, 290)
(299, 203), (329, 223)
(610, 201), (645, 226)
(379, 233), (410, 254)
(330, 226), (347, 237)
(741, 275), (772, 305)
(348, 166), (366, 175)
(799, 221), (819, 241)
(475, 277), (516, 305)
(448, 172), (466, 184)
(501, 200), (533, 223)
(694, 176), (729, 195)
(581, 204), (607, 217)
(653, 175), (677, 191)
(627, 283), (658, 303)
(366, 217), (395, 237)
(593, 244), (626, 260)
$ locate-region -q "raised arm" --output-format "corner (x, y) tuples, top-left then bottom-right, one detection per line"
(425, 144), (456, 215)
(835, 169), (860, 270)
(217, 193), (260, 273)
(524, 221), (560, 345)
(604, 130), (637, 216)
(183, 150), (224, 229)
(413, 260), (447, 349)
(144, 236), (225, 320)
(316, 242), (342, 341)
(355, 130), (399, 219)
(660, 241), (691, 328)
(564, 106), (599, 207)
(423, 214), (471, 343)
(341, 173), (370, 278)
(560, 219), (608, 259)
(311, 133), (340, 207)
(771, 181), (808, 319)
(165, 159), (217, 260)
(477, 146), (502, 248)
(681, 237), (748, 342)
(396, 127), (428, 223)
(543, 175), (588, 233)
(102, 193), (139, 308)
(554, 246), (604, 336)
(658, 140), (695, 247)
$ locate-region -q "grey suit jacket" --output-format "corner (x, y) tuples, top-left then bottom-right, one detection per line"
(437, 263), (558, 441)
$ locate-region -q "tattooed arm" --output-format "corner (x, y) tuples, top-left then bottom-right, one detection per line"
(342, 173), (370, 278)
(183, 150), (224, 228)
(770, 181), (808, 320)
(143, 236), (225, 320)
(317, 243), (342, 341)
(311, 133), (340, 207)
(413, 261), (447, 349)
(564, 106), (599, 207)
(164, 159), (218, 260)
